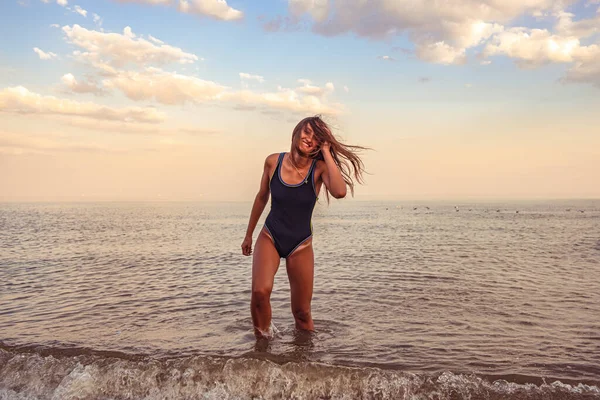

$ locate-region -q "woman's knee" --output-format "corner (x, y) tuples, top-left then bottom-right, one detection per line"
(292, 307), (312, 323)
(251, 287), (272, 307)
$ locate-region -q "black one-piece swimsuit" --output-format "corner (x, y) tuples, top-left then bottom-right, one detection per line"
(264, 152), (318, 258)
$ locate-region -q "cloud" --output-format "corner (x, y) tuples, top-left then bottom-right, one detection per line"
(223, 87), (341, 115)
(33, 47), (58, 60)
(555, 10), (600, 38)
(561, 45), (600, 88)
(73, 5), (87, 17)
(377, 55), (396, 61)
(343, 85), (349, 93)
(415, 41), (467, 65)
(93, 13), (102, 26)
(100, 68), (341, 114)
(148, 35), (164, 45)
(62, 24), (199, 67)
(418, 77), (431, 83)
(179, 0), (243, 21)
(282, 0), (576, 64)
(113, 0), (243, 21)
(61, 73), (105, 95)
(41, 0), (68, 6)
(103, 67), (227, 104)
(261, 15), (305, 32)
(480, 24), (600, 88)
(0, 86), (164, 123)
(279, 0), (600, 89)
(61, 25), (343, 115)
(294, 79), (334, 97)
(239, 72), (265, 83)
(483, 28), (583, 67)
(289, 0), (329, 22)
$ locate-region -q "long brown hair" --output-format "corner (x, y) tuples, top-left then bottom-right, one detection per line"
(290, 115), (369, 202)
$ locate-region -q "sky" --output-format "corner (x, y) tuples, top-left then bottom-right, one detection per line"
(0, 0), (599, 202)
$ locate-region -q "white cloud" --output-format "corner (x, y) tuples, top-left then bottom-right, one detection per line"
(223, 87), (341, 115)
(50, 23), (60, 28)
(73, 5), (87, 17)
(343, 85), (349, 93)
(62, 24), (199, 67)
(93, 13), (102, 26)
(41, 0), (68, 5)
(100, 68), (340, 114)
(483, 28), (582, 66)
(148, 35), (164, 45)
(415, 41), (467, 65)
(0, 86), (164, 123)
(178, 0), (243, 21)
(239, 72), (265, 83)
(61, 73), (105, 95)
(114, 0), (243, 21)
(378, 55), (396, 61)
(33, 47), (58, 60)
(61, 24), (341, 115)
(294, 79), (334, 98)
(284, 0), (578, 64)
(296, 84), (323, 95)
(561, 45), (600, 88)
(290, 0), (329, 22)
(282, 0), (600, 89)
(72, 51), (119, 76)
(482, 25), (600, 87)
(103, 67), (227, 104)
(554, 10), (600, 38)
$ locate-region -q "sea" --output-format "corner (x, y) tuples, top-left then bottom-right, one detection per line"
(1, 199), (599, 399)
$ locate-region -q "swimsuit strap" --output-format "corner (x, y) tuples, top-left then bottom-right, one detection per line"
(309, 158), (317, 177)
(276, 152), (285, 173)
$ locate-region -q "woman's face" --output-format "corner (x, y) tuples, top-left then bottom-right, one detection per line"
(298, 123), (320, 154)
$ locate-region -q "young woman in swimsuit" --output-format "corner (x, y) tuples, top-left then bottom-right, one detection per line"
(241, 115), (367, 338)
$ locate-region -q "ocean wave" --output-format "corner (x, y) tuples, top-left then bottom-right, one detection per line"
(1, 348), (599, 400)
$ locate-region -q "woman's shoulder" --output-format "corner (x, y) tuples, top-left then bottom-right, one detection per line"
(263, 152), (282, 168)
(266, 152), (281, 162)
(314, 159), (326, 171)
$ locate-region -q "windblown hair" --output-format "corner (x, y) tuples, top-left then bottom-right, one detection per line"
(290, 115), (368, 202)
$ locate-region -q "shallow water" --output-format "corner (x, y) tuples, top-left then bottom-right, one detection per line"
(1, 200), (599, 399)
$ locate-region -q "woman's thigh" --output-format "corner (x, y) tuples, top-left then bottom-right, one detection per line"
(252, 228), (281, 292)
(285, 239), (314, 312)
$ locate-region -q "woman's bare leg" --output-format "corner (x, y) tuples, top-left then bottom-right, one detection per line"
(251, 228), (281, 337)
(285, 239), (315, 331)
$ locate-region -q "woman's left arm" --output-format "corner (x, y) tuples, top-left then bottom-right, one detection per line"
(320, 143), (347, 199)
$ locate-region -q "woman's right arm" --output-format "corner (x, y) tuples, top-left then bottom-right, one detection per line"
(241, 154), (276, 256)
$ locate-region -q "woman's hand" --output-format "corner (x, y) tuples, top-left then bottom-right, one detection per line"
(320, 142), (331, 156)
(241, 235), (253, 256)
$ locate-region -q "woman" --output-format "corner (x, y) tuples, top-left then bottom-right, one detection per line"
(241, 116), (366, 338)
